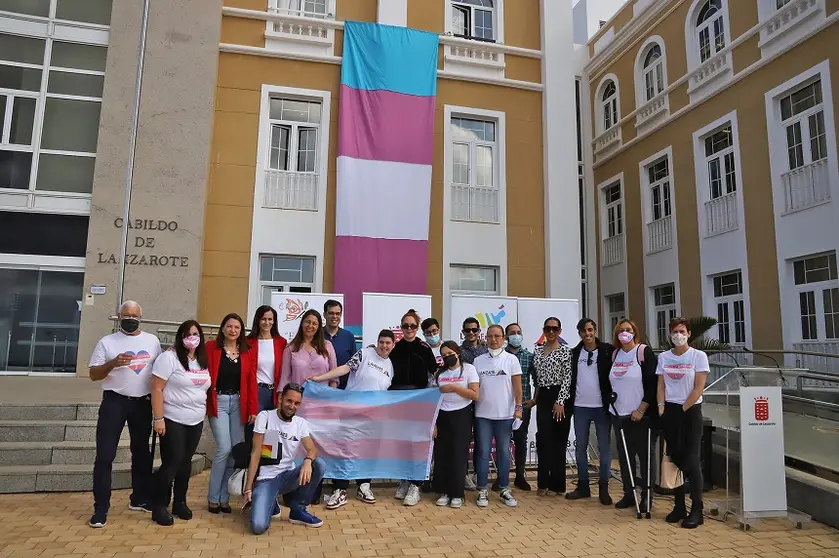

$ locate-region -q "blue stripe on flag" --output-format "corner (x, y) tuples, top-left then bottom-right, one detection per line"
(302, 380), (441, 406)
(297, 457), (432, 481)
(341, 21), (439, 97)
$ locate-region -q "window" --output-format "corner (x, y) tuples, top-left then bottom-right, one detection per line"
(648, 158), (671, 221)
(696, 0), (726, 63)
(450, 265), (499, 294)
(793, 252), (839, 341)
(0, 0), (112, 24)
(713, 271), (746, 344)
(642, 44), (665, 101)
(606, 293), (626, 330)
(259, 255), (315, 305)
(604, 182), (622, 239)
(602, 80), (618, 131)
(450, 116), (498, 223)
(704, 125), (736, 200)
(776, 0), (791, 8)
(780, 80), (827, 171)
(452, 0), (495, 41)
(270, 0), (329, 17)
(653, 284), (677, 347)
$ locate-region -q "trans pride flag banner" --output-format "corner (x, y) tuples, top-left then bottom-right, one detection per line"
(298, 381), (442, 480)
(333, 21), (439, 324)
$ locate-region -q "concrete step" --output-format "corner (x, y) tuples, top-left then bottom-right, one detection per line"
(0, 421), (129, 443)
(0, 454), (204, 494)
(0, 403), (99, 422)
(0, 441), (133, 466)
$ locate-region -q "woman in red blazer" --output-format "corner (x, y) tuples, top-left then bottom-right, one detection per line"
(246, 305), (288, 411)
(206, 313), (257, 513)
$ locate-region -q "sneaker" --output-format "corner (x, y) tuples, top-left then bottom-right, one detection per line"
(128, 502), (152, 513)
(464, 474), (477, 492)
(514, 477), (532, 491)
(325, 489), (348, 510)
(450, 498), (464, 509)
(272, 498), (282, 519)
(435, 495), (451, 507)
(172, 502), (193, 520)
(289, 508), (323, 528)
(403, 484), (420, 506)
(357, 483), (376, 504)
(500, 488), (518, 508)
(88, 511), (107, 528)
(394, 481), (410, 500)
(476, 489), (489, 507)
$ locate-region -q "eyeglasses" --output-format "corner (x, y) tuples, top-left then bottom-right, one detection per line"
(543, 326), (560, 333)
(462, 328), (480, 334)
(401, 323), (418, 330)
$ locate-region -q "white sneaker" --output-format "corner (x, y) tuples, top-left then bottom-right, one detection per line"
(476, 489), (489, 507)
(403, 484), (420, 506)
(450, 498), (464, 509)
(394, 481), (410, 500)
(325, 489), (348, 510)
(464, 474), (477, 491)
(500, 488), (518, 508)
(435, 495), (451, 506)
(357, 483), (376, 504)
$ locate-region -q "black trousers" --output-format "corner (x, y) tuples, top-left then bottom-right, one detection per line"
(535, 387), (571, 492)
(152, 419), (203, 507)
(92, 390), (153, 513)
(662, 403), (704, 505)
(432, 405), (473, 498)
(512, 406), (532, 478)
(333, 478), (371, 490)
(612, 415), (652, 497)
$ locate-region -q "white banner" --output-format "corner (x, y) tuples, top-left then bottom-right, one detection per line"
(516, 297), (581, 349)
(361, 292), (432, 348)
(271, 292), (344, 342)
(740, 385), (787, 513)
(450, 295), (518, 343)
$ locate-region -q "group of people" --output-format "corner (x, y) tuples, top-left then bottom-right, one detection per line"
(86, 300), (709, 535)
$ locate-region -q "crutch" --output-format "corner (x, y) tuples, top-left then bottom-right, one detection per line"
(645, 424), (652, 519)
(608, 392), (642, 520)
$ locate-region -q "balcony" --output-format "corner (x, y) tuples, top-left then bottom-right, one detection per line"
(450, 184), (499, 224)
(602, 234), (624, 267)
(760, 0), (822, 53)
(782, 159), (830, 215)
(687, 51), (731, 101)
(592, 126), (622, 157)
(636, 94), (668, 128)
(263, 170), (318, 211)
(705, 192), (738, 236)
(264, 2), (336, 57)
(646, 215), (672, 254)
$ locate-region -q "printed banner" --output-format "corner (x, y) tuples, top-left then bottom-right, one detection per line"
(298, 381), (442, 480)
(362, 292), (432, 348)
(271, 292), (344, 342)
(739, 384), (787, 513)
(517, 297), (581, 348)
(449, 295), (518, 344)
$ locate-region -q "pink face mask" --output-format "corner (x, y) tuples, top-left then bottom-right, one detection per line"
(617, 331), (634, 345)
(182, 335), (200, 350)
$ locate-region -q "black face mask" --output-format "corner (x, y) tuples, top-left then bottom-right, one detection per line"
(443, 354), (458, 369)
(120, 318), (140, 334)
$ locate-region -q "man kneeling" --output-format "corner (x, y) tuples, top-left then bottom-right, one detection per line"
(244, 383), (324, 534)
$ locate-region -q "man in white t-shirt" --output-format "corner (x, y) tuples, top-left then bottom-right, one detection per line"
(244, 383), (325, 534)
(87, 301), (162, 529)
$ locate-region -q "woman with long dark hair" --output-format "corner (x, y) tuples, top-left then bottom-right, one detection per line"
(246, 305), (288, 412)
(431, 341), (479, 509)
(206, 313), (257, 513)
(279, 309), (336, 388)
(149, 320), (210, 525)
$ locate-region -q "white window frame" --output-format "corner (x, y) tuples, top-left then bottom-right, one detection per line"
(703, 124), (737, 200)
(792, 251), (839, 342)
(600, 176), (625, 267)
(445, 0), (504, 43)
(593, 74), (620, 136)
(601, 80), (618, 132)
(258, 254), (316, 306)
(603, 181), (623, 240)
(693, 112), (744, 238)
(643, 154), (673, 254)
(689, 0), (728, 66)
(605, 293), (626, 331)
(651, 283), (678, 348)
(712, 270), (747, 346)
(636, 38), (667, 104)
(269, 0), (333, 18)
(684, 0), (732, 102)
(449, 264), (500, 295)
(757, 0), (825, 59)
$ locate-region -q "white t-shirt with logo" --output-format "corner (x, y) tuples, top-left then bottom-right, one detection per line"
(474, 351), (523, 420)
(345, 347), (393, 391)
(254, 410), (311, 481)
(256, 339), (275, 385)
(608, 345), (644, 416)
(435, 363), (480, 412)
(575, 349), (602, 408)
(656, 348), (710, 405)
(89, 331), (162, 397)
(151, 350), (210, 426)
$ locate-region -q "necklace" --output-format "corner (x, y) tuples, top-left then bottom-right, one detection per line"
(224, 345), (239, 363)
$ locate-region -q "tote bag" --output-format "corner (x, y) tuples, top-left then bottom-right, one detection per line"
(660, 441), (685, 489)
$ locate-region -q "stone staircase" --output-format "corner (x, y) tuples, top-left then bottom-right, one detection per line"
(0, 403), (205, 494)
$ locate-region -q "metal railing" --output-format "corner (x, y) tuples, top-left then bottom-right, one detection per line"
(450, 184), (499, 223)
(705, 192), (738, 235)
(646, 215), (672, 253)
(782, 159), (830, 214)
(263, 169), (319, 211)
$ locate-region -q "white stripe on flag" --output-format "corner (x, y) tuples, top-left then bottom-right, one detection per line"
(336, 155), (432, 241)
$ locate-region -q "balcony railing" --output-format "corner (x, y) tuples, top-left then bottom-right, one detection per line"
(762, 0), (821, 46)
(705, 192), (738, 236)
(592, 126), (621, 156)
(688, 51), (731, 96)
(263, 169), (318, 211)
(782, 159), (830, 214)
(266, 6), (334, 43)
(636, 94), (667, 127)
(602, 234), (624, 266)
(451, 184), (499, 224)
(646, 215), (672, 254)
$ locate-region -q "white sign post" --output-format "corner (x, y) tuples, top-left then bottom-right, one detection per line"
(271, 292), (344, 342)
(361, 292), (432, 348)
(739, 384), (787, 514)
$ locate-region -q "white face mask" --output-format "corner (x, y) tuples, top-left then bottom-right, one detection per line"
(671, 332), (689, 347)
(489, 347), (504, 358)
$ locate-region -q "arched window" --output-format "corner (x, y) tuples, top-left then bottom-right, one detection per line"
(602, 80), (618, 130)
(642, 45), (664, 101)
(696, 0), (725, 63)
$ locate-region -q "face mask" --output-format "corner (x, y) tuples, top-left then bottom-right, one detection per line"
(182, 335), (200, 350)
(507, 334), (523, 348)
(443, 354), (458, 369)
(489, 347), (504, 358)
(671, 332), (689, 347)
(425, 334), (440, 346)
(617, 331), (634, 345)
(120, 318), (140, 334)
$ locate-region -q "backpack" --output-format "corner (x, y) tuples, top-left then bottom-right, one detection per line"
(611, 344), (647, 365)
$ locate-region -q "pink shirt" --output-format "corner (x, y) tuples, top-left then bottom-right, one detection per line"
(280, 341), (337, 387)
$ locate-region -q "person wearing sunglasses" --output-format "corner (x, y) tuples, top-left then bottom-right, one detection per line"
(532, 317), (573, 496)
(459, 317), (488, 365)
(388, 309), (439, 506)
(565, 319), (614, 504)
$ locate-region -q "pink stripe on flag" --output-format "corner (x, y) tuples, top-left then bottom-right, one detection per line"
(333, 235), (428, 324)
(338, 85), (435, 165)
(297, 401), (436, 421)
(313, 438), (430, 462)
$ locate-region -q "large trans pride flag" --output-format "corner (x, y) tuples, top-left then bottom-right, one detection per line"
(298, 381), (442, 480)
(333, 21), (439, 324)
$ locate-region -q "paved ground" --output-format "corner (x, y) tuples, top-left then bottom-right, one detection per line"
(0, 472), (837, 558)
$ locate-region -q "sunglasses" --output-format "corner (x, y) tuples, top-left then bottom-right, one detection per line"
(401, 323), (418, 330)
(462, 328), (480, 334)
(585, 351), (593, 366)
(543, 326), (560, 333)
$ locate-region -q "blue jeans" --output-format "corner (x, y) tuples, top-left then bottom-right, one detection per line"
(475, 418), (513, 490)
(257, 385), (275, 412)
(251, 458), (326, 535)
(573, 406), (612, 485)
(208, 393), (244, 505)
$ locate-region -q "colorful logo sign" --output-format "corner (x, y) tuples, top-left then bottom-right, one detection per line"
(474, 305), (507, 329)
(282, 298), (309, 322)
(754, 396), (769, 422)
(390, 326), (405, 342)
